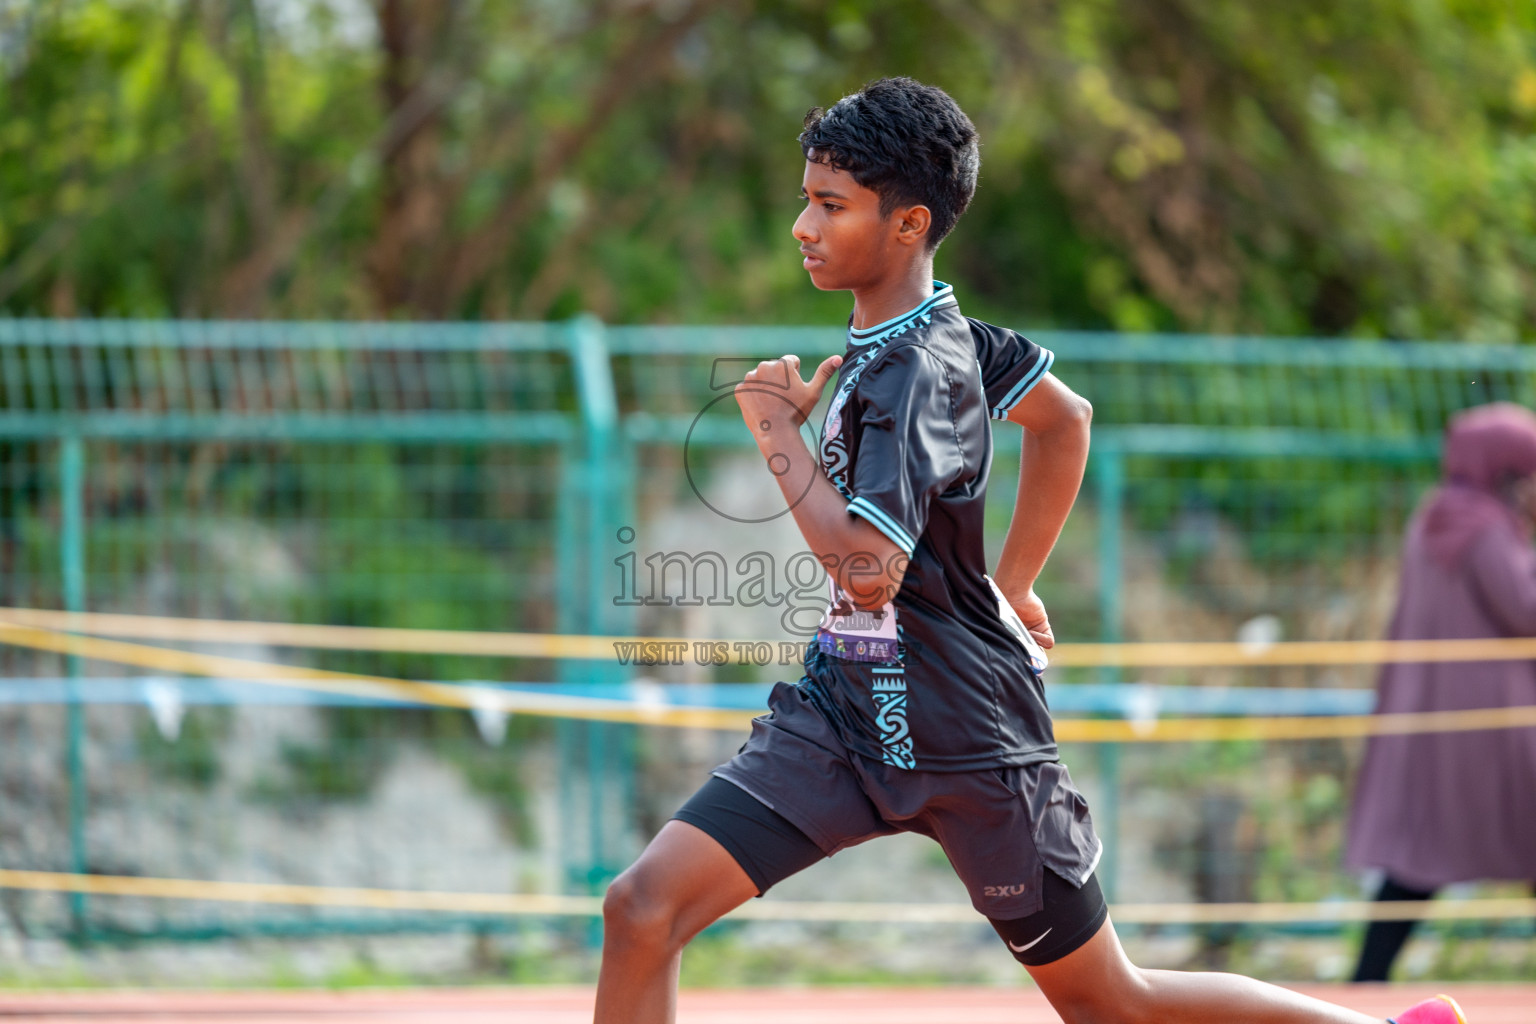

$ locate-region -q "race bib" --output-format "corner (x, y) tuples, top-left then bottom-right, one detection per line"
(816, 579), (901, 664)
(985, 574), (1049, 674)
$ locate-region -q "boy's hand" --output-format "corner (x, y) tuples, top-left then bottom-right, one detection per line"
(735, 353), (843, 442)
(1008, 587), (1055, 649)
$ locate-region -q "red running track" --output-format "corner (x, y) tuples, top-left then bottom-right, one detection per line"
(0, 986), (1529, 1022)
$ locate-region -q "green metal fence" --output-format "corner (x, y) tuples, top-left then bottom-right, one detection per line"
(1, 318), (1531, 946)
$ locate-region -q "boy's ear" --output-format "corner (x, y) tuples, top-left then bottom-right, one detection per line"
(894, 204), (932, 247)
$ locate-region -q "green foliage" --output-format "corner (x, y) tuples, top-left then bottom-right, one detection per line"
(251, 705), (541, 833)
(135, 706), (229, 788)
(426, 710), (540, 846)
(2, 0), (1533, 338)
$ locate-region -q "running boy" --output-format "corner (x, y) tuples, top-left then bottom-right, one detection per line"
(593, 77), (1465, 1024)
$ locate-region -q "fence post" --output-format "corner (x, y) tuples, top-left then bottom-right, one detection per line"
(1094, 446), (1124, 903)
(568, 314), (619, 656)
(555, 438), (582, 673)
(59, 436), (89, 937)
(554, 437), (582, 894)
(565, 315), (627, 898)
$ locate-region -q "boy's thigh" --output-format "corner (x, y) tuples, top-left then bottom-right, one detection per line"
(1019, 911), (1139, 1010)
(988, 868), (1110, 967)
(872, 761), (1102, 963)
(681, 683), (898, 893)
(672, 776), (826, 896)
(909, 762), (1100, 920)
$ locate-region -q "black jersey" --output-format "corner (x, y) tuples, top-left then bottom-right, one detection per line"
(804, 281), (1058, 772)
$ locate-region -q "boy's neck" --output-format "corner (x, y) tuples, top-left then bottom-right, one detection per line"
(849, 258), (936, 331)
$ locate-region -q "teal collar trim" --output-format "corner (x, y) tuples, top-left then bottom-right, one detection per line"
(847, 281), (957, 346)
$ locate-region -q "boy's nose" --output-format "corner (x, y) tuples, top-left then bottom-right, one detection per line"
(792, 208), (817, 243)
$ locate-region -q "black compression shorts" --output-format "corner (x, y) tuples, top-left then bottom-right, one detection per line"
(672, 774), (1108, 967)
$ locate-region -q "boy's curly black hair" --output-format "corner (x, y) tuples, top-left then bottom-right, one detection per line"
(799, 77), (979, 251)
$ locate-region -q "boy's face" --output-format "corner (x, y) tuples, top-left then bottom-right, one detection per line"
(793, 158), (924, 292)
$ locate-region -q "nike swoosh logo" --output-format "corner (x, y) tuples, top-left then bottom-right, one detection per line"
(1007, 927), (1052, 953)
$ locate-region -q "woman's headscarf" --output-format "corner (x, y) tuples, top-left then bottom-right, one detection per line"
(1418, 403), (1536, 567)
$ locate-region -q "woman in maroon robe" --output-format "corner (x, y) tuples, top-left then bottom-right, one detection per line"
(1345, 402), (1536, 981)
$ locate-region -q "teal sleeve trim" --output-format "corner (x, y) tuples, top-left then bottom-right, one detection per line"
(847, 496), (917, 555)
(991, 348), (1056, 420)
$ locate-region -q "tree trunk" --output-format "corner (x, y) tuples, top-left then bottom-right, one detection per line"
(369, 0), (452, 315)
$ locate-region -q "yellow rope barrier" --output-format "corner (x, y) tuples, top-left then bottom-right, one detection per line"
(0, 607), (618, 659)
(0, 620), (754, 731)
(0, 869), (601, 917)
(4, 606), (1536, 668)
(3, 615), (1533, 929)
(2, 869), (1532, 926)
(5, 617), (1536, 742)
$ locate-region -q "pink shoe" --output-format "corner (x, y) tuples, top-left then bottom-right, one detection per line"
(1392, 995), (1468, 1024)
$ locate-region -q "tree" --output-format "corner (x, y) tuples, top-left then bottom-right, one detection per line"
(1, 0), (1533, 339)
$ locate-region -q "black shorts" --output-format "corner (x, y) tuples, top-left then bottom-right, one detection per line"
(671, 681), (1107, 966)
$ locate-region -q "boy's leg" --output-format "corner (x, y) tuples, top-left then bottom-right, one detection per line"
(593, 819), (757, 1024)
(597, 684), (886, 1023)
(1024, 915), (1384, 1024)
(595, 773), (833, 1024)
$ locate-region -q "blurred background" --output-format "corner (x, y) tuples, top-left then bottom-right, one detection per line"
(1, 0), (1535, 993)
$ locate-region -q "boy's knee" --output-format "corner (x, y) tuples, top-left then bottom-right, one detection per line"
(602, 869), (682, 952)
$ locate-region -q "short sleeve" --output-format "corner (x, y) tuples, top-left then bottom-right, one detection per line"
(969, 318), (1055, 420)
(846, 345), (966, 556)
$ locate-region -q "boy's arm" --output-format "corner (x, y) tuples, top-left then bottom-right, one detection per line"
(994, 373), (1092, 648)
(736, 354), (905, 611)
